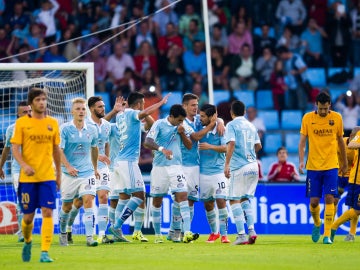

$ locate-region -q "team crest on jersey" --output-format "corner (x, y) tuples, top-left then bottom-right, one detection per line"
(47, 125), (53, 131)
(329, 120), (334, 126)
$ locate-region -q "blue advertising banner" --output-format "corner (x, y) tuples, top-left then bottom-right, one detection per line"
(0, 182), (356, 235)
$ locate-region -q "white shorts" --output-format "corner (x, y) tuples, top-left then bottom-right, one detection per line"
(113, 160), (145, 195)
(108, 170), (119, 200)
(182, 166), (200, 201)
(12, 173), (20, 193)
(150, 165), (188, 197)
(96, 166), (111, 192)
(228, 162), (259, 200)
(199, 173), (229, 201)
(61, 173), (97, 203)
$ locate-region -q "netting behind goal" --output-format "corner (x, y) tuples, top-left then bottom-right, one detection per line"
(0, 63), (94, 236)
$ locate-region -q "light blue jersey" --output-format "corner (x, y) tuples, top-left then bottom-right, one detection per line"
(109, 123), (120, 171)
(60, 121), (98, 178)
(181, 115), (202, 166)
(146, 118), (187, 166)
(4, 124), (20, 174)
(199, 125), (226, 175)
(225, 116), (260, 171)
(87, 118), (111, 170)
(115, 108), (141, 162)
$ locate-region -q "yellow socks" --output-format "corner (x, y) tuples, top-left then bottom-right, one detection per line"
(22, 219), (34, 243)
(309, 204), (321, 227)
(333, 204), (338, 220)
(324, 204), (334, 237)
(349, 214), (359, 235)
(332, 208), (358, 230)
(41, 217), (54, 252)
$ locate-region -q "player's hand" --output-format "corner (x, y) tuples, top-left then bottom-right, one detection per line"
(23, 164), (35, 176)
(224, 164), (231, 179)
(198, 142), (211, 150)
(95, 170), (100, 179)
(113, 96), (126, 113)
(299, 162), (305, 174)
(162, 93), (171, 105)
(177, 124), (185, 134)
(99, 155), (111, 165)
(340, 164), (348, 177)
(162, 149), (173, 160)
(216, 118), (225, 136)
(56, 174), (61, 191)
(66, 165), (79, 177)
(0, 168), (5, 179)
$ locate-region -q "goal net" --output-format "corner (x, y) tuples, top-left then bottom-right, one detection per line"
(0, 62), (94, 236)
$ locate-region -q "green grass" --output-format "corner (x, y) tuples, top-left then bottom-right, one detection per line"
(0, 234), (359, 270)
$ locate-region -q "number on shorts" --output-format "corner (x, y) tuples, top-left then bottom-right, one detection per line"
(176, 174), (185, 182)
(21, 193), (30, 204)
(218, 182), (226, 189)
(88, 177), (96, 186)
(103, 173), (109, 181)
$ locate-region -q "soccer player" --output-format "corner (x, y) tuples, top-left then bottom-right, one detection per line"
(299, 91), (348, 244)
(11, 88), (61, 262)
(86, 96), (113, 244)
(331, 126), (360, 242)
(58, 97), (100, 247)
(0, 101), (31, 242)
(193, 104), (230, 243)
(224, 100), (262, 245)
(109, 92), (170, 242)
(144, 104), (199, 243)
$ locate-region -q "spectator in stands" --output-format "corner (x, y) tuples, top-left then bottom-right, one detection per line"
(35, 0), (60, 44)
(211, 46), (230, 90)
(300, 18), (328, 67)
(192, 81), (208, 109)
(179, 3), (203, 36)
(253, 23), (277, 59)
(325, 2), (352, 67)
(141, 68), (161, 95)
(270, 59), (288, 113)
(304, 0), (327, 27)
(152, 0), (179, 37)
(217, 95), (237, 125)
(6, 37), (30, 80)
(23, 23), (45, 61)
(183, 40), (207, 91)
(159, 43), (185, 92)
(229, 43), (258, 91)
(157, 22), (184, 56)
(106, 41), (135, 92)
(210, 23), (228, 55)
(133, 40), (158, 76)
(277, 26), (302, 54)
(117, 67), (136, 93)
(0, 27), (10, 61)
(275, 0), (307, 36)
(277, 45), (308, 111)
(255, 46), (277, 89)
(267, 146), (300, 182)
(132, 19), (156, 50)
(228, 20), (253, 55)
(334, 91), (360, 137)
(350, 1), (360, 66)
(82, 47), (107, 93)
(3, 1), (30, 36)
(182, 18), (205, 51)
(62, 30), (81, 62)
(246, 106), (266, 158)
(231, 5), (253, 30)
(42, 42), (67, 63)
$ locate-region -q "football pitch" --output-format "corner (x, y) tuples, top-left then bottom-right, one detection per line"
(0, 234), (359, 269)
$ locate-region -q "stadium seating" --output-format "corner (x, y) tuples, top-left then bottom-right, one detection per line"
(306, 68), (326, 87)
(281, 110), (302, 130)
(263, 133), (283, 154)
(257, 110), (279, 130)
(95, 92), (111, 108)
(233, 90), (255, 107)
(213, 90), (230, 105)
(329, 89), (346, 103)
(256, 89), (273, 109)
(253, 26), (275, 38)
(285, 133), (300, 153)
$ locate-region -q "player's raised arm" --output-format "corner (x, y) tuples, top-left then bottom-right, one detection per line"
(104, 96), (126, 121)
(138, 92), (171, 120)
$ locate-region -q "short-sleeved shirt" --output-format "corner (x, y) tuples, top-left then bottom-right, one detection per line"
(300, 111), (343, 170)
(11, 115), (60, 183)
(349, 131), (360, 184)
(199, 125), (226, 175)
(115, 108), (141, 162)
(225, 116), (260, 171)
(60, 121), (98, 178)
(181, 116), (202, 167)
(5, 124), (20, 174)
(87, 118), (111, 169)
(146, 117), (188, 167)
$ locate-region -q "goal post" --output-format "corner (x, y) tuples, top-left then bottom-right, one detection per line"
(0, 62), (94, 235)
